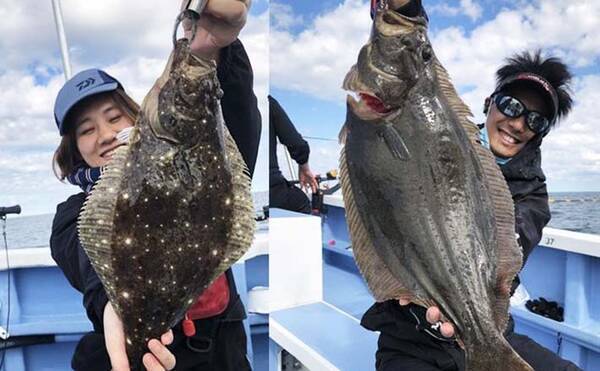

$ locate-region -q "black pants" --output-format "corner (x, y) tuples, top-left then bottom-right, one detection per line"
(269, 181), (311, 214)
(72, 319), (250, 371)
(376, 322), (581, 371)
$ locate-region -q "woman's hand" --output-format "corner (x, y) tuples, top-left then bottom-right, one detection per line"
(180, 0), (251, 60)
(104, 302), (176, 370)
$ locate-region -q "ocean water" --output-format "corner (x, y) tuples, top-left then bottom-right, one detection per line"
(547, 192), (600, 234)
(1, 191), (597, 249)
(2, 190), (269, 249)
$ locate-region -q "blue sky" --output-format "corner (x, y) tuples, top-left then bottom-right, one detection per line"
(270, 0), (600, 192)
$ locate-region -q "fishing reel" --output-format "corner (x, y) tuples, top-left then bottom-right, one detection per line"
(290, 170), (339, 215)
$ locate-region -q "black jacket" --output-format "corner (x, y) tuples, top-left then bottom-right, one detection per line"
(50, 39), (260, 367)
(269, 95), (310, 186)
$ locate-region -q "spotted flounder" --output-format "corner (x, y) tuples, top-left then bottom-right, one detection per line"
(78, 40), (255, 367)
(339, 6), (532, 371)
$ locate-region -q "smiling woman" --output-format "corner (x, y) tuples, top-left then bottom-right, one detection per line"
(52, 72), (139, 179)
(45, 1), (260, 370)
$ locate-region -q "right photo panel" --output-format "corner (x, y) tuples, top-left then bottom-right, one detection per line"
(268, 1), (598, 371)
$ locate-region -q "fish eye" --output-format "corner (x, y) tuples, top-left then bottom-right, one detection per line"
(421, 46), (432, 62)
(401, 36), (414, 48)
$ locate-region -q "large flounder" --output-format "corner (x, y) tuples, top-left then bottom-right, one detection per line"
(77, 40), (255, 367)
(339, 5), (532, 371)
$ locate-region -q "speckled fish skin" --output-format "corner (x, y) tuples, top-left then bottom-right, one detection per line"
(77, 39), (254, 368)
(339, 8), (532, 371)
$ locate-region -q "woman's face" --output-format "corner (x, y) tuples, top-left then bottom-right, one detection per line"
(73, 94), (134, 167)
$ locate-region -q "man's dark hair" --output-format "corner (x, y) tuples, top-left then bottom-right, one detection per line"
(496, 50), (573, 127)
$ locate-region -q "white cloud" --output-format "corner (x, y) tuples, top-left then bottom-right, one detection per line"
(429, 0), (483, 21)
(270, 0), (371, 102)
(271, 2), (303, 30)
(0, 0), (268, 215)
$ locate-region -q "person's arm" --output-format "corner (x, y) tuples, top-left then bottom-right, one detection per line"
(50, 194), (108, 331)
(218, 40), (262, 176)
(269, 96), (318, 192)
(514, 185), (550, 266)
(269, 96), (310, 166)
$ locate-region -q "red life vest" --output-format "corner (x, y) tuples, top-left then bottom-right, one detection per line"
(182, 273), (230, 337)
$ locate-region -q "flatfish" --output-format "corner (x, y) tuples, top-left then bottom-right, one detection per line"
(78, 39), (255, 367)
(339, 6), (532, 370)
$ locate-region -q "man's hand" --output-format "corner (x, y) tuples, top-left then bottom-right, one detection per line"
(104, 302), (176, 371)
(180, 0), (251, 60)
(298, 163), (318, 193)
(398, 298), (455, 338)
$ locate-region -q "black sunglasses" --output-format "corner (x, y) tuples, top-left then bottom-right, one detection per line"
(493, 93), (552, 135)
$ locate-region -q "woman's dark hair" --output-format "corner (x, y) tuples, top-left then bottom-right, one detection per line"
(52, 88), (140, 180)
(496, 50), (574, 128)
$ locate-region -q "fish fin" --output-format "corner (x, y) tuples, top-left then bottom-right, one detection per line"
(381, 125), (410, 160)
(338, 124), (348, 144)
(339, 147), (412, 301)
(220, 104), (256, 277)
(78, 144), (130, 312)
(466, 339), (533, 371)
(432, 57), (479, 139)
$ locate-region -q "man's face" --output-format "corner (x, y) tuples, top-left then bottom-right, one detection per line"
(485, 87), (550, 158)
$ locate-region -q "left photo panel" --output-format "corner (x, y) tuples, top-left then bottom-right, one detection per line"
(0, 0), (269, 370)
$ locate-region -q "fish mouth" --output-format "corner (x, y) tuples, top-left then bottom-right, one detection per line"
(346, 92), (392, 120)
(344, 65), (394, 120)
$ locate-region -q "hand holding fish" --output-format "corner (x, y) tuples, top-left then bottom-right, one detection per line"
(398, 298), (455, 338)
(104, 303), (176, 371)
(180, 0), (251, 60)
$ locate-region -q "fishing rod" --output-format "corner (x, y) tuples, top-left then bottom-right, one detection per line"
(0, 204), (21, 369)
(287, 170), (338, 187)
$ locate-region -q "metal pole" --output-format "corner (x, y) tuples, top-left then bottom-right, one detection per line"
(277, 140), (297, 181)
(51, 0), (72, 80)
(284, 147), (296, 181)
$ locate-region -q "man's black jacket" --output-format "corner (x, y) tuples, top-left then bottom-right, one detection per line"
(50, 39), (261, 335)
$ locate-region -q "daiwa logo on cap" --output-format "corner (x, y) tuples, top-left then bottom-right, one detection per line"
(77, 77), (96, 91)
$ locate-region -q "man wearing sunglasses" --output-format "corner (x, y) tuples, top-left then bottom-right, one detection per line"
(361, 1), (580, 370)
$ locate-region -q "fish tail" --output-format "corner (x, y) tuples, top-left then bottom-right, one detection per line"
(381, 125), (410, 160)
(466, 339), (533, 371)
